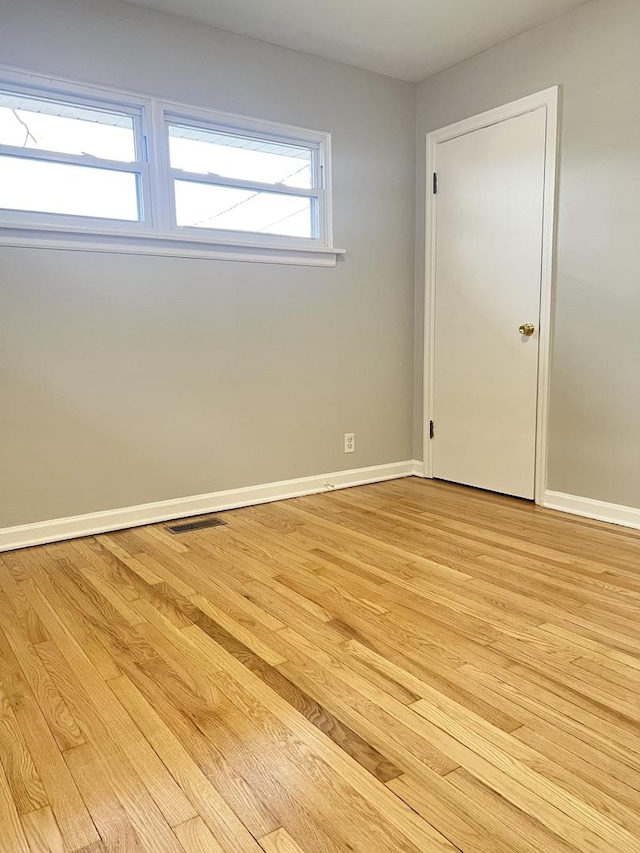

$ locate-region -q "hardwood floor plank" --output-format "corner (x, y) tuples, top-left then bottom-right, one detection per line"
(259, 827), (306, 853)
(173, 816), (226, 853)
(189, 593), (286, 666)
(136, 593), (403, 784)
(107, 674), (264, 853)
(75, 841), (108, 852)
(63, 742), (144, 852)
(271, 635), (459, 777)
(571, 654), (640, 691)
(389, 772), (544, 853)
(459, 663), (640, 769)
(183, 624), (458, 853)
(514, 726), (640, 817)
(0, 634), (99, 850)
(456, 662), (640, 788)
(346, 638), (522, 732)
(410, 693), (640, 848)
(115, 662), (344, 853)
(105, 535), (196, 598)
(0, 680), (47, 815)
(0, 762), (30, 853)
(0, 552), (33, 584)
(403, 703), (618, 853)
(33, 648), (184, 852)
(98, 536), (164, 585)
(20, 806), (65, 853)
(20, 573), (120, 683)
(35, 637), (197, 833)
(0, 588), (84, 754)
(445, 767), (578, 853)
(0, 563), (48, 645)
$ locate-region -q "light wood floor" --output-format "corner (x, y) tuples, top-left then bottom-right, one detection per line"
(1, 478), (640, 852)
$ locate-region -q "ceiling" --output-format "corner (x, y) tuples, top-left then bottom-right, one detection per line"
(126, 0), (592, 82)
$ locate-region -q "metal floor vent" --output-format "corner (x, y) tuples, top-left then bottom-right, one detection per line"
(166, 517), (226, 534)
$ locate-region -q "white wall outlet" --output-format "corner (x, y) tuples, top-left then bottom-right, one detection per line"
(344, 432), (355, 453)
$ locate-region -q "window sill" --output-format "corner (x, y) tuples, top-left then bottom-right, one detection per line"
(0, 226), (346, 267)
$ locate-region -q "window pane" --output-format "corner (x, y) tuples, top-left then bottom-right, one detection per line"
(0, 156), (140, 220)
(174, 181), (313, 238)
(0, 92), (136, 162)
(169, 124), (312, 189)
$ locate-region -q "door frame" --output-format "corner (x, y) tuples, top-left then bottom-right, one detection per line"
(422, 86), (559, 504)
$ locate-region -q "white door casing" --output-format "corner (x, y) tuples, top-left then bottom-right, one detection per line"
(423, 88), (559, 502)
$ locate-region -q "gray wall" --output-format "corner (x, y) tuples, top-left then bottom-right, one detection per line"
(415, 0), (640, 508)
(0, 0), (416, 527)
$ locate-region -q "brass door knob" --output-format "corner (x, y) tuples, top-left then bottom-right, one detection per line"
(518, 323), (536, 337)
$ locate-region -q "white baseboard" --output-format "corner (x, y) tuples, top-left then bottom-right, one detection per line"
(0, 460), (422, 553)
(543, 490), (640, 531)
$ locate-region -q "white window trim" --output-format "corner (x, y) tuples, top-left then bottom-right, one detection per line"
(0, 64), (345, 267)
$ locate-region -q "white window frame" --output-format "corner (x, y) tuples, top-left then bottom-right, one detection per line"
(0, 65), (344, 267)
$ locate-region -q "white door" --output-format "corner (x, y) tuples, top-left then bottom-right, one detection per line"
(432, 108), (547, 499)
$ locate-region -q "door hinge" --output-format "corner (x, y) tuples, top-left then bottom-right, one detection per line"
(429, 420), (435, 440)
(432, 173), (438, 194)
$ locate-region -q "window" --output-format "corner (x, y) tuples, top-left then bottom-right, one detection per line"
(167, 121), (318, 239)
(0, 92), (145, 223)
(0, 68), (341, 266)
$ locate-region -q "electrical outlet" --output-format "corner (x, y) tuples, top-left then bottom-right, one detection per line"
(344, 433), (355, 454)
